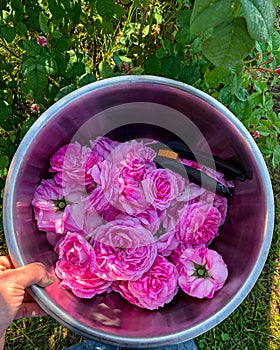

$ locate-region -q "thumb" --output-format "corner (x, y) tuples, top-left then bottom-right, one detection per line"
(12, 262), (54, 288)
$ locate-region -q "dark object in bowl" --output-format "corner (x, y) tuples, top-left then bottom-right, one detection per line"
(3, 76), (274, 348)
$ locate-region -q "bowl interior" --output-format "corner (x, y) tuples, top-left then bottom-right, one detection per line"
(6, 80), (271, 345)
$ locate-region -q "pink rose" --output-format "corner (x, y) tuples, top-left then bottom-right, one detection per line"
(142, 169), (185, 210)
(37, 36), (48, 47)
(176, 202), (221, 245)
(133, 206), (162, 234)
(178, 247), (228, 299)
(113, 255), (179, 310)
(201, 192), (228, 226)
(31, 103), (40, 113)
(49, 142), (92, 186)
(156, 229), (178, 256)
(89, 136), (119, 159)
(32, 178), (78, 235)
(85, 137), (119, 181)
(91, 140), (157, 215)
(90, 218), (157, 281)
(55, 232), (111, 298)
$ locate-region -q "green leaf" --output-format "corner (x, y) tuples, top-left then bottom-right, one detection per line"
(0, 100), (12, 116)
(55, 85), (76, 101)
(0, 155), (9, 169)
(15, 22), (28, 36)
(79, 73), (96, 87)
(240, 0), (276, 42)
(0, 25), (16, 43)
(235, 87), (249, 102)
(202, 18), (255, 67)
(176, 27), (195, 45)
(272, 143), (280, 168)
(161, 56), (181, 78)
(37, 56), (58, 75)
(204, 66), (232, 88)
(144, 55), (161, 75)
(190, 0), (234, 35)
(96, 0), (114, 20)
(73, 61), (86, 75)
(26, 70), (48, 93)
(39, 12), (50, 34)
(98, 61), (113, 79)
(178, 66), (201, 85)
(22, 39), (41, 56)
(176, 9), (191, 27)
(22, 58), (37, 77)
(218, 86), (234, 106)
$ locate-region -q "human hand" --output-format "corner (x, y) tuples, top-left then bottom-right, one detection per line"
(0, 256), (54, 339)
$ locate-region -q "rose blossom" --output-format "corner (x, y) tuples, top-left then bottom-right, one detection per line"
(32, 178), (83, 237)
(90, 140), (157, 215)
(31, 103), (40, 113)
(178, 247), (228, 299)
(86, 137), (119, 181)
(113, 255), (179, 310)
(142, 168), (185, 210)
(176, 202), (221, 245)
(90, 218), (157, 281)
(37, 36), (48, 47)
(49, 142), (92, 187)
(156, 229), (178, 256)
(55, 232), (111, 298)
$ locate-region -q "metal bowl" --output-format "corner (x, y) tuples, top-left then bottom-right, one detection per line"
(3, 76), (274, 348)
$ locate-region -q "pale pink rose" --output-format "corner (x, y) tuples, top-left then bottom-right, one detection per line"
(142, 169), (185, 210)
(176, 202), (221, 245)
(85, 137), (119, 182)
(49, 142), (92, 186)
(31, 103), (40, 113)
(112, 140), (156, 181)
(89, 136), (119, 159)
(156, 229), (178, 256)
(91, 140), (157, 215)
(32, 179), (72, 235)
(37, 36), (48, 47)
(55, 232), (111, 298)
(133, 206), (162, 234)
(90, 218), (157, 281)
(113, 255), (179, 310)
(178, 247), (228, 299)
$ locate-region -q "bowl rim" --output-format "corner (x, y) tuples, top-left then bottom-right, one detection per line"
(3, 75), (275, 347)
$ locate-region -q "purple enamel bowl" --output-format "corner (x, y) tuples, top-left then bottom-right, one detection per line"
(3, 76), (274, 347)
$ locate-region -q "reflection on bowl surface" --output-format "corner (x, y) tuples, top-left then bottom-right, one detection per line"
(3, 76), (274, 347)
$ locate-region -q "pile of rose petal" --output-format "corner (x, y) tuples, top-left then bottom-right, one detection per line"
(32, 137), (233, 310)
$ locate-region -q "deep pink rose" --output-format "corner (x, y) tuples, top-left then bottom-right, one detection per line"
(178, 247), (228, 299)
(55, 232), (111, 298)
(49, 142), (92, 186)
(142, 169), (185, 210)
(90, 218), (157, 281)
(85, 137), (119, 182)
(176, 202), (221, 245)
(37, 36), (48, 47)
(113, 255), (179, 310)
(201, 192), (228, 226)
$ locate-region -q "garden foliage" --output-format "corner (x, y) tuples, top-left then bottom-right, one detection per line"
(0, 0), (280, 224)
